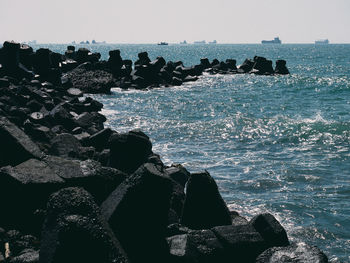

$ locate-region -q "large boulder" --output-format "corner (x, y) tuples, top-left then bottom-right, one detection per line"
(40, 187), (129, 263)
(43, 156), (126, 203)
(256, 242), (328, 263)
(66, 63), (116, 94)
(100, 163), (173, 262)
(251, 56), (274, 75)
(108, 129), (153, 174)
(275, 59), (290, 74)
(238, 58), (254, 73)
(0, 117), (44, 167)
(249, 213), (289, 248)
(108, 49), (123, 76)
(181, 171), (232, 229)
(212, 224), (267, 262)
(0, 159), (64, 232)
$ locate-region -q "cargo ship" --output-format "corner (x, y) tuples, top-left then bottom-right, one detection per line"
(261, 37), (281, 44)
(315, 39), (329, 44)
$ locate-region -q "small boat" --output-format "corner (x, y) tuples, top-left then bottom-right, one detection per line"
(315, 39), (329, 44)
(261, 37), (281, 44)
(158, 42), (168, 45)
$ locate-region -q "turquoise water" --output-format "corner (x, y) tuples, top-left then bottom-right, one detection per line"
(37, 44), (350, 262)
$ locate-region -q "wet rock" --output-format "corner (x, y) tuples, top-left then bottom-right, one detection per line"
(200, 58), (211, 69)
(101, 163), (173, 262)
(181, 171), (232, 229)
(172, 77), (183, 86)
(249, 213), (289, 247)
(75, 48), (90, 64)
(108, 49), (123, 76)
(275, 59), (290, 75)
(0, 116), (44, 167)
(0, 159), (64, 232)
(61, 59), (78, 72)
(50, 133), (82, 158)
(226, 59), (237, 70)
(231, 214), (249, 226)
(40, 187), (129, 263)
(19, 44), (34, 70)
(135, 51), (151, 67)
(255, 242), (328, 263)
(212, 224), (267, 262)
(108, 129), (152, 174)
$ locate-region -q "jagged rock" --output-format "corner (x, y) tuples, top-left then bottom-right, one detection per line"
(40, 187), (129, 263)
(181, 171), (232, 229)
(135, 52), (151, 67)
(166, 164), (190, 187)
(101, 163), (173, 262)
(0, 116), (44, 167)
(255, 242), (328, 263)
(108, 129), (152, 174)
(19, 44), (34, 70)
(231, 214), (249, 226)
(66, 63), (116, 94)
(167, 229), (224, 263)
(108, 50), (123, 76)
(0, 159), (64, 232)
(212, 224), (267, 262)
(172, 77), (183, 86)
(50, 133), (82, 158)
(49, 104), (75, 129)
(275, 60), (290, 75)
(249, 213), (289, 247)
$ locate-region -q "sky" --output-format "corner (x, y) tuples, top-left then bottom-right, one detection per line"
(1, 0), (350, 44)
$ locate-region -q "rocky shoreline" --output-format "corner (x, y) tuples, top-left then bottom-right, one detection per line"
(0, 41), (328, 263)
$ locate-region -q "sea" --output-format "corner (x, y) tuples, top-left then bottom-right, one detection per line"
(33, 43), (350, 262)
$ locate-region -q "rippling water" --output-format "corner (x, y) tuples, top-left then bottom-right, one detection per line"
(36, 43), (350, 262)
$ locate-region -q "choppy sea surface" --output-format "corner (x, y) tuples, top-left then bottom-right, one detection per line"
(35, 43), (350, 262)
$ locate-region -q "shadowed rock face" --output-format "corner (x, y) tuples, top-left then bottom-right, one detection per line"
(0, 117), (44, 167)
(40, 187), (129, 263)
(101, 163), (173, 262)
(181, 171), (232, 230)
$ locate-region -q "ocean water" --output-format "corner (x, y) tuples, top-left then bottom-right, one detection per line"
(36, 43), (350, 262)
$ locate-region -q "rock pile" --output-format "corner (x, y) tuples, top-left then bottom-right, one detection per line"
(0, 41), (327, 263)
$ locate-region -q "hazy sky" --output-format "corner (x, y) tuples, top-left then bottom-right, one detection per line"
(1, 0), (349, 44)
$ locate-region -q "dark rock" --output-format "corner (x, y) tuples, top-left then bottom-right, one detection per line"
(249, 213), (289, 247)
(212, 224), (267, 262)
(239, 58), (255, 73)
(50, 133), (82, 158)
(0, 78), (10, 88)
(0, 159), (64, 232)
(61, 59), (78, 72)
(19, 44), (34, 70)
(108, 129), (152, 174)
(44, 156), (126, 203)
(167, 229), (224, 263)
(166, 164), (190, 187)
(0, 116), (44, 167)
(226, 59), (237, 70)
(183, 75), (199, 82)
(66, 87), (82, 97)
(200, 58), (211, 69)
(181, 171), (232, 229)
(251, 56), (274, 75)
(231, 214), (248, 226)
(275, 59), (290, 75)
(88, 128), (113, 151)
(75, 48), (90, 64)
(256, 242), (328, 263)
(211, 59), (220, 67)
(100, 163), (173, 262)
(9, 249), (39, 263)
(66, 63), (116, 94)
(49, 104), (75, 129)
(108, 49), (123, 76)
(40, 187), (129, 263)
(0, 252), (4, 262)
(135, 51), (151, 67)
(172, 77), (183, 86)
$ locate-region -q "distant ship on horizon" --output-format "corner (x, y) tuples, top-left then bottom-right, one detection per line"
(209, 40), (217, 44)
(315, 39), (329, 44)
(261, 37), (282, 44)
(180, 40), (187, 44)
(194, 40), (206, 44)
(157, 42), (168, 45)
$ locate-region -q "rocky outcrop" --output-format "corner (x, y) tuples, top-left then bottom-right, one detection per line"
(0, 41), (326, 263)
